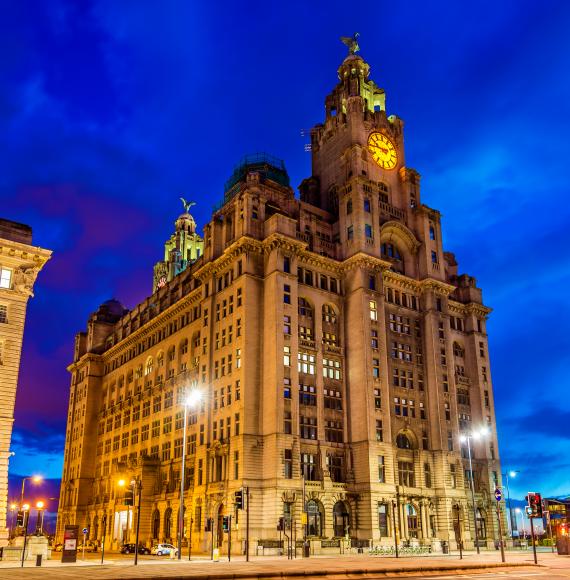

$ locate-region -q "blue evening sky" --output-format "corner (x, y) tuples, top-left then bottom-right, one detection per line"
(2, 0), (569, 513)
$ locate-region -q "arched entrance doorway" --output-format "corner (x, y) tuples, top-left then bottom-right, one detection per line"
(333, 501), (350, 537)
(217, 504), (225, 548)
(164, 508), (173, 542)
(306, 500), (323, 537)
(406, 504), (420, 538)
(151, 509), (160, 540)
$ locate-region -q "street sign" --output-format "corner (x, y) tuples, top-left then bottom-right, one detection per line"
(494, 488), (502, 502)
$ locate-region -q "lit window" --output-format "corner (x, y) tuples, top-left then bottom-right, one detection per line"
(0, 269), (11, 289)
(369, 300), (378, 321)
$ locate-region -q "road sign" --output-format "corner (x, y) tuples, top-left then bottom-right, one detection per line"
(82, 528), (88, 535)
(494, 488), (502, 502)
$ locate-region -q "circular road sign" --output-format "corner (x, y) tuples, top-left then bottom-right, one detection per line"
(494, 488), (502, 502)
(82, 528), (88, 534)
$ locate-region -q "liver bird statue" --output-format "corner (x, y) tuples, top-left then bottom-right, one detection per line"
(340, 32), (360, 55)
(180, 197), (196, 213)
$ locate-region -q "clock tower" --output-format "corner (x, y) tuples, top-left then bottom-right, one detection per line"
(300, 48), (427, 269)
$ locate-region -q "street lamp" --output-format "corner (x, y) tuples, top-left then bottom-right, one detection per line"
(20, 475), (42, 507)
(20, 503), (30, 568)
(460, 426), (490, 554)
(502, 469), (519, 540)
(117, 478), (132, 545)
(35, 501), (45, 535)
(132, 478), (143, 566)
(178, 388), (202, 560)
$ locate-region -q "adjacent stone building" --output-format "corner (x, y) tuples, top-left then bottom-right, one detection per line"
(0, 219), (51, 545)
(57, 46), (503, 553)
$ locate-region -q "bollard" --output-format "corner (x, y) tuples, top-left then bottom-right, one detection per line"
(36, 554), (42, 567)
(213, 548), (219, 562)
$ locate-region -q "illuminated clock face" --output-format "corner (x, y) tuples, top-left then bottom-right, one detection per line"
(368, 132), (398, 170)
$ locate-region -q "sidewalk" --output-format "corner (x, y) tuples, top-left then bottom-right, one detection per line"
(0, 549), (547, 579)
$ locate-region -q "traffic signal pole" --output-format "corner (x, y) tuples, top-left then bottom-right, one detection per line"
(530, 516), (538, 564)
(496, 502), (505, 562)
(246, 486), (250, 562)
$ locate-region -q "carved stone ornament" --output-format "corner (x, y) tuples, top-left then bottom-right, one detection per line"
(13, 263), (40, 297)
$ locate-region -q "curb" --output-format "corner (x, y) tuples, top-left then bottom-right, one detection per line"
(100, 561), (537, 580)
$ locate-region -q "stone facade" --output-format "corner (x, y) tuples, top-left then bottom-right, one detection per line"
(0, 219), (51, 546)
(57, 50), (504, 553)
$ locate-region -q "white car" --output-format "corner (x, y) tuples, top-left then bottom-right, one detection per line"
(151, 543), (178, 556)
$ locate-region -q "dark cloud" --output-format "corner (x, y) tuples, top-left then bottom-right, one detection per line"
(2, 0), (570, 501)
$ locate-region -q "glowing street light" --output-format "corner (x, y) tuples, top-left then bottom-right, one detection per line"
(20, 475), (43, 507)
(35, 501), (46, 535)
(178, 388), (202, 560)
(460, 426), (490, 554)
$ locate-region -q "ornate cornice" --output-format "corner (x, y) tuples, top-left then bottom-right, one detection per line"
(419, 278), (456, 297)
(466, 302), (493, 318)
(194, 236), (264, 281)
(383, 270), (421, 292)
(380, 221), (421, 254)
(343, 252), (392, 274)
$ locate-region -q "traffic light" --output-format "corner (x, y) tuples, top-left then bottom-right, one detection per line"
(16, 511), (25, 527)
(234, 489), (243, 510)
(526, 492), (543, 518)
(277, 517), (284, 531)
(205, 517), (213, 532)
(222, 516), (230, 532)
(123, 487), (134, 506)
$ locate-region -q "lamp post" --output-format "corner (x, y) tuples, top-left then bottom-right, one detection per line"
(133, 478), (143, 565)
(460, 427), (490, 554)
(20, 475), (42, 507)
(502, 470), (519, 540)
(178, 388), (202, 560)
(9, 503), (17, 538)
(117, 479), (130, 545)
(35, 501), (45, 535)
(20, 503), (30, 567)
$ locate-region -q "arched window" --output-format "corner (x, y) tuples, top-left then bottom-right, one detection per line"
(157, 352), (164, 367)
(152, 509), (160, 539)
(298, 298), (313, 318)
(145, 357), (153, 376)
(306, 500), (323, 537)
(333, 501), (350, 537)
(406, 504), (420, 538)
(396, 433), (412, 449)
(322, 304), (337, 324)
(476, 508), (487, 539)
(164, 507), (173, 540)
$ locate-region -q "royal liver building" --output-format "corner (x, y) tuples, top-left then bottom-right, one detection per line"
(57, 39), (502, 554)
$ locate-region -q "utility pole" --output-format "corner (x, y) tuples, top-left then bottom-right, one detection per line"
(228, 515), (232, 562)
(134, 480), (142, 566)
(245, 486), (250, 562)
(100, 514), (107, 565)
(496, 502), (505, 563)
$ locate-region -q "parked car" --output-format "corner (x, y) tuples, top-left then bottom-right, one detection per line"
(151, 543), (178, 556)
(83, 540), (98, 552)
(120, 543), (151, 555)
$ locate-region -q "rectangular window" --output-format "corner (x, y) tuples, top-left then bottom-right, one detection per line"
(298, 351), (316, 374)
(322, 358), (341, 380)
(448, 431), (454, 451)
(371, 329), (378, 349)
(301, 453), (317, 481)
(284, 257), (290, 273)
(234, 451), (239, 479)
(374, 388), (382, 409)
(398, 461), (415, 487)
(284, 411), (292, 434)
(431, 251), (438, 263)
(283, 315), (291, 335)
(324, 388), (342, 410)
(324, 419), (343, 442)
(365, 224), (373, 239)
(299, 416), (317, 439)
(299, 384), (317, 406)
(375, 419), (383, 441)
(283, 284), (291, 304)
(0, 269), (12, 289)
(234, 413), (240, 435)
(450, 464), (457, 488)
(424, 463), (432, 488)
(369, 300), (378, 321)
(378, 504), (389, 537)
(378, 456), (385, 482)
(372, 359), (380, 378)
(0, 305), (7, 324)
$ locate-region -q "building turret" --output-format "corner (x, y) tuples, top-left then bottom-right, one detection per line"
(152, 201), (204, 292)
